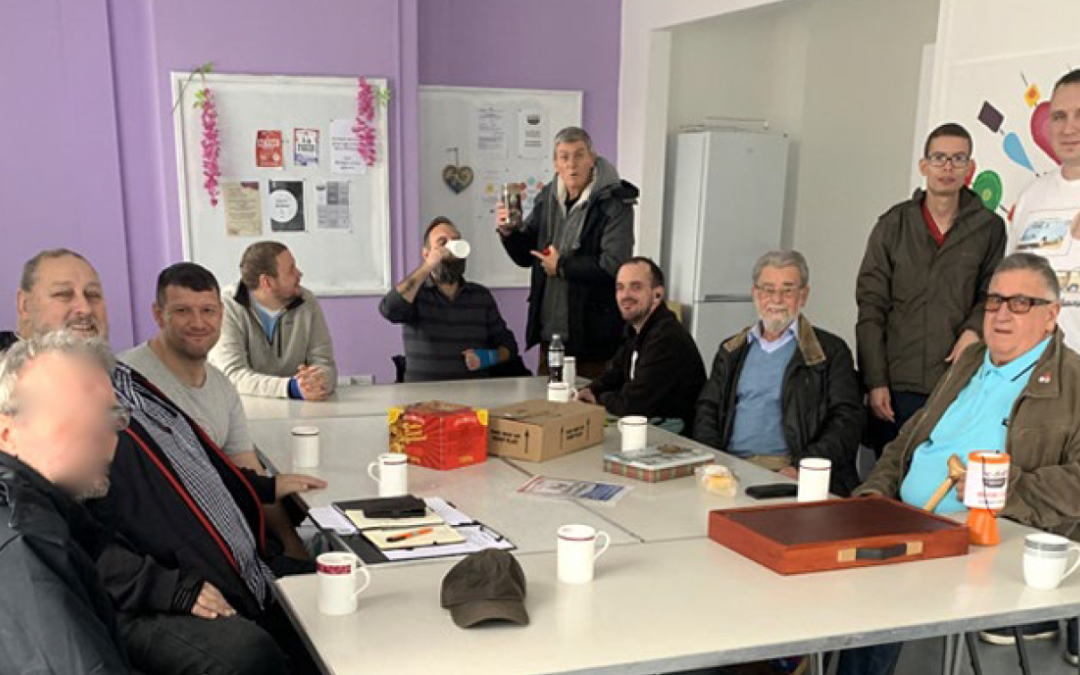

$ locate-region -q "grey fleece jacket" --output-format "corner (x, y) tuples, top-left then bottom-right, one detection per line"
(209, 283), (338, 399)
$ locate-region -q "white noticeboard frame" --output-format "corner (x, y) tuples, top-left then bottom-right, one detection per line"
(420, 86), (583, 289)
(172, 72), (391, 296)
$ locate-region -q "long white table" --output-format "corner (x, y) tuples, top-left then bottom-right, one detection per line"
(246, 380), (1080, 675)
(248, 416), (640, 555)
(241, 377), (557, 420)
(277, 519), (1080, 675)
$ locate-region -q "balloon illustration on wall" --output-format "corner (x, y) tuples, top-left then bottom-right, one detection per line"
(973, 170), (1003, 211)
(1030, 100), (1060, 164)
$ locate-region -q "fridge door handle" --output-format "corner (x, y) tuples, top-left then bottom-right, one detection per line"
(702, 294), (753, 302)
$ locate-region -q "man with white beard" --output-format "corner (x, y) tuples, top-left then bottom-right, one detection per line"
(693, 250), (864, 496)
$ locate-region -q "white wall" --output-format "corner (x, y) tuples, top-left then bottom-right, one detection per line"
(665, 2), (810, 246)
(791, 0), (939, 342)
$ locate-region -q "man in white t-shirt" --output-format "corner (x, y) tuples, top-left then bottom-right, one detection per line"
(1008, 69), (1080, 356)
(121, 262), (319, 559)
(999, 67), (1080, 664)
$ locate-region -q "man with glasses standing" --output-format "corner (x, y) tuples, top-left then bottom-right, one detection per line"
(845, 252), (1080, 674)
(857, 123), (1006, 451)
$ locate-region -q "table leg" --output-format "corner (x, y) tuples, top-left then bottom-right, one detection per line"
(1012, 627), (1033, 675)
(964, 632), (984, 675)
(940, 634), (956, 675)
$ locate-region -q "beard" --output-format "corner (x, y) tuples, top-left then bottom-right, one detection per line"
(66, 474), (111, 503)
(760, 311), (796, 336)
(433, 258), (467, 285)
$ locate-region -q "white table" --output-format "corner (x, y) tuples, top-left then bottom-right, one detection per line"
(241, 377), (557, 421)
(248, 416), (639, 555)
(503, 424), (794, 542)
(277, 519), (1080, 675)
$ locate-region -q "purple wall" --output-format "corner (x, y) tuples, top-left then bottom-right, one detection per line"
(2, 0), (621, 383)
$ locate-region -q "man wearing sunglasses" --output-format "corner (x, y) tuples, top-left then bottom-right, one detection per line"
(844, 252), (1080, 673)
(857, 123), (1007, 452)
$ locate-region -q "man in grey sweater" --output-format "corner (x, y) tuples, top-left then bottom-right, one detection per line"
(210, 241), (338, 400)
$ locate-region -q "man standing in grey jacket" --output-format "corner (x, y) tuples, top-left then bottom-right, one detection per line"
(496, 126), (638, 378)
(210, 241), (338, 400)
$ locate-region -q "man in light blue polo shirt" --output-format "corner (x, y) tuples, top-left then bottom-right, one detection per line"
(849, 252), (1080, 673)
(898, 333), (1049, 514)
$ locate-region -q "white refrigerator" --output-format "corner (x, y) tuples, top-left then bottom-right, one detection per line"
(662, 130), (790, 362)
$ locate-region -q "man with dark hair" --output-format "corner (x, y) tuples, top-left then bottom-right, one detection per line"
(120, 261), (317, 559)
(380, 217), (519, 382)
(857, 122), (1006, 450)
(210, 241), (337, 400)
(1008, 68), (1080, 355)
(577, 257), (705, 433)
(845, 252), (1080, 672)
(495, 126), (638, 378)
(695, 250), (863, 494)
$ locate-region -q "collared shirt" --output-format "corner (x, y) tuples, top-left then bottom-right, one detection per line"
(748, 319), (799, 354)
(900, 336), (1051, 514)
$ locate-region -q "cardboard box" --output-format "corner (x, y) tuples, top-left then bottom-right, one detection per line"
(487, 399), (604, 462)
(388, 401), (488, 471)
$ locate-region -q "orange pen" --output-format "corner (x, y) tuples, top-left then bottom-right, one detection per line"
(386, 527), (434, 543)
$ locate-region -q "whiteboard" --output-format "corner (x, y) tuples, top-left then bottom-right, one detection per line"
(172, 72), (391, 296)
(419, 86), (583, 288)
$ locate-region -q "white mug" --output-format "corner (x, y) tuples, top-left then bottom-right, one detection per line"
(1024, 533), (1080, 590)
(797, 457), (831, 502)
(557, 524), (611, 584)
(563, 356), (577, 387)
(617, 415), (648, 453)
(316, 552), (372, 615)
(367, 453), (409, 497)
(446, 239), (471, 259)
(291, 426), (320, 468)
(548, 382), (571, 403)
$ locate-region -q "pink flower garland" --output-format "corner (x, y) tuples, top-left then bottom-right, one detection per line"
(353, 77), (377, 167)
(199, 88), (221, 206)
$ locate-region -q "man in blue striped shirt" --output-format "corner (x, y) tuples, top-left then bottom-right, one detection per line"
(380, 217), (519, 382)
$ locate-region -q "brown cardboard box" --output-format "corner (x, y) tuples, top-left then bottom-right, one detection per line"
(487, 399), (605, 462)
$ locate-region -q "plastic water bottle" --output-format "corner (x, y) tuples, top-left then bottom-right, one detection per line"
(548, 334), (565, 384)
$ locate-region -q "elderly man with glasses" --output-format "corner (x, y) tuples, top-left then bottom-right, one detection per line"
(843, 252), (1080, 674)
(694, 250), (863, 496)
(857, 123), (1007, 452)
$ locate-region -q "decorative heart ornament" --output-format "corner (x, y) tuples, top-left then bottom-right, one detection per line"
(443, 165), (474, 194)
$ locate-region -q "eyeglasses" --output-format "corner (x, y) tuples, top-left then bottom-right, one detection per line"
(755, 285), (800, 300)
(926, 153), (971, 168)
(984, 293), (1055, 314)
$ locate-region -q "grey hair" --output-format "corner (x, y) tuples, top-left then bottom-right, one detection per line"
(994, 252), (1061, 300)
(751, 250), (810, 288)
(553, 126), (594, 155)
(0, 331), (116, 416)
(20, 249), (93, 292)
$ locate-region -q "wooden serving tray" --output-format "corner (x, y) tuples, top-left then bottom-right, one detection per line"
(708, 496), (970, 575)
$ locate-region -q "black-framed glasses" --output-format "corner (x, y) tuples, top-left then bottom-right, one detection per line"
(984, 293), (1055, 314)
(926, 153), (971, 168)
(754, 284), (800, 300)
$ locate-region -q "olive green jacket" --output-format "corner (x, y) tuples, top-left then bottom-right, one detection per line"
(855, 187), (1006, 395)
(856, 329), (1080, 539)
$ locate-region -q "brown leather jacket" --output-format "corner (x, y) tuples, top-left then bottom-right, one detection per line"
(856, 329), (1080, 539)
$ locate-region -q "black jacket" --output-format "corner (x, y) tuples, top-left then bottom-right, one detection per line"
(693, 316), (864, 495)
(0, 453), (133, 674)
(89, 367), (283, 619)
(0, 331), (17, 352)
(587, 303), (706, 430)
(501, 166), (638, 360)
